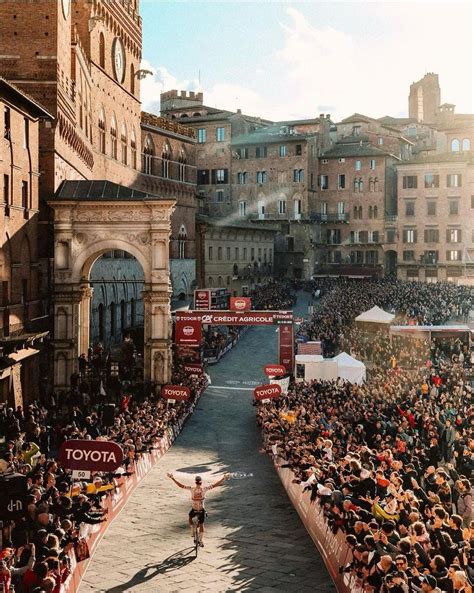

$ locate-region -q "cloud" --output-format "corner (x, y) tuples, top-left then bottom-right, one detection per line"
(274, 6), (472, 122)
(140, 59), (199, 114)
(140, 58), (278, 120)
(140, 5), (472, 123)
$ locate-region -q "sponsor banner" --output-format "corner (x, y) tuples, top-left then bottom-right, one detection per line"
(270, 375), (290, 395)
(161, 385), (191, 401)
(254, 384), (282, 401)
(279, 323), (295, 375)
(183, 363), (204, 375)
(275, 464), (352, 593)
(64, 389), (205, 593)
(263, 364), (286, 377)
(59, 440), (123, 472)
(194, 289), (211, 310)
(175, 317), (202, 346)
(176, 310), (293, 326)
(229, 297), (252, 311)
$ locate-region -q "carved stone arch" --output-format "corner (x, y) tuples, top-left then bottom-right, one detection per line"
(50, 184), (175, 390)
(72, 240), (150, 284)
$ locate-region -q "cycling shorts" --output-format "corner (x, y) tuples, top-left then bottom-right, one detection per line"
(189, 509), (206, 524)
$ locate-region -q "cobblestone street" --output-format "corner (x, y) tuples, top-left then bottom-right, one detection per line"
(80, 293), (335, 592)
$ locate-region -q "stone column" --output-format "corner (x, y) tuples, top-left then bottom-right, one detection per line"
(142, 290), (172, 385)
(78, 285), (93, 357)
(52, 285), (83, 390)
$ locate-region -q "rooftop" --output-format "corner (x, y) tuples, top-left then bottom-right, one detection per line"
(51, 180), (173, 202)
(231, 122), (319, 146)
(0, 77), (53, 119)
(197, 215), (280, 232)
(141, 112), (196, 139)
(321, 141), (392, 159)
(396, 151), (473, 166)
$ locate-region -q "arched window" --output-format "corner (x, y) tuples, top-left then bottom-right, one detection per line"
(98, 303), (105, 341)
(99, 33), (105, 68)
(373, 205), (378, 219)
(99, 108), (105, 154)
(110, 115), (117, 159)
(130, 129), (137, 169)
(110, 302), (116, 336)
(218, 276), (223, 286)
(358, 206), (363, 219)
(369, 178), (374, 192)
(217, 246), (222, 260)
(162, 142), (171, 178)
(368, 205), (373, 219)
(178, 225), (187, 259)
(353, 178), (360, 192)
(374, 177), (379, 192)
(130, 64), (135, 95)
(359, 178), (364, 192)
(143, 135), (154, 174)
(451, 138), (460, 152)
(353, 205), (358, 219)
(208, 276), (213, 287)
(462, 138), (470, 151)
(120, 300), (126, 330)
(178, 147), (186, 181)
(120, 123), (127, 165)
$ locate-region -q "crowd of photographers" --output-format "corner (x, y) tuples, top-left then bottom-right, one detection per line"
(259, 279), (473, 593)
(0, 360), (207, 593)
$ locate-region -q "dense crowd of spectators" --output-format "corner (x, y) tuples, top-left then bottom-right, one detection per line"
(0, 361), (207, 593)
(297, 279), (472, 357)
(259, 279), (473, 593)
(251, 281), (296, 310)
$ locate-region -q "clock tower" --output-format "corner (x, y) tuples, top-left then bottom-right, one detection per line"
(0, 0), (144, 312)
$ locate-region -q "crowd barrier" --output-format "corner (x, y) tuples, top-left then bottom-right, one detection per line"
(203, 327), (249, 364)
(63, 397), (200, 592)
(274, 462), (359, 593)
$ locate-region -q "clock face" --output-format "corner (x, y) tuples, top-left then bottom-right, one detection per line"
(61, 0), (70, 18)
(112, 37), (126, 84)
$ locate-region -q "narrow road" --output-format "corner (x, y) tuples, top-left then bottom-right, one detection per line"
(80, 291), (335, 592)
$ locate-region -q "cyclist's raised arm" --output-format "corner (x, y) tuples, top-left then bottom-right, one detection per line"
(208, 473), (230, 489)
(167, 472), (190, 489)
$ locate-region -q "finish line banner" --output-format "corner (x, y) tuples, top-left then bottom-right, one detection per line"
(175, 310), (293, 326)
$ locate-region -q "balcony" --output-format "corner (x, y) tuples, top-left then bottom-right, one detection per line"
(384, 215), (398, 225)
(141, 154), (197, 185)
(310, 213), (349, 223)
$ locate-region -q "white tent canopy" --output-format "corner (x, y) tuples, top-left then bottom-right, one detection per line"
(355, 305), (395, 324)
(332, 352), (366, 384)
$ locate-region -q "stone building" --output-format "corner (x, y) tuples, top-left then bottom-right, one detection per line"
(315, 115), (414, 277)
(0, 1), (187, 389)
(230, 117), (332, 279)
(380, 81), (474, 284)
(408, 73), (441, 124)
(396, 151), (474, 284)
(140, 112), (197, 300)
(0, 78), (52, 404)
(195, 218), (277, 296)
(160, 89), (271, 218)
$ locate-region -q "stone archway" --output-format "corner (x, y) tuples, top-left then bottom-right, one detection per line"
(48, 181), (175, 390)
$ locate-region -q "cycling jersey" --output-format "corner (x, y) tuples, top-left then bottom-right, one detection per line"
(188, 484), (215, 511)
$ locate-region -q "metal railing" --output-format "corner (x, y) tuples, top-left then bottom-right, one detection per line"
(310, 213), (349, 223)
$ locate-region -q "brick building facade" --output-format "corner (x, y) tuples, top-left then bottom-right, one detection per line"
(0, 1), (199, 390)
(0, 78), (52, 404)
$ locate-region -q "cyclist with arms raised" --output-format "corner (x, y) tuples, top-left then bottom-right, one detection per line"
(167, 472), (229, 547)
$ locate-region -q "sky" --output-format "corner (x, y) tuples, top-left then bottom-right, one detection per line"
(139, 1), (473, 123)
